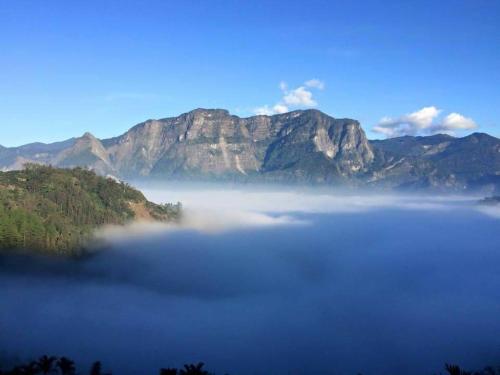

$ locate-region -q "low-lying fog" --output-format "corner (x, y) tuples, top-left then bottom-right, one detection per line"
(1, 187), (500, 375)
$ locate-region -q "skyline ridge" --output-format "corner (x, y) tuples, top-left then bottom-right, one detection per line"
(1, 107), (497, 149)
(1, 108), (499, 193)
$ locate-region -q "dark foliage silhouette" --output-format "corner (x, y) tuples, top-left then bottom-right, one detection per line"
(89, 361), (111, 375)
(180, 363), (209, 375)
(56, 357), (75, 375)
(2, 355), (499, 375)
(446, 363), (469, 375)
(444, 363), (500, 375)
(159, 369), (179, 375)
(1, 356), (212, 375)
(159, 362), (210, 375)
(37, 356), (56, 375)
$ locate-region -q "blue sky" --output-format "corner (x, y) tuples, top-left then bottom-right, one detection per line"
(1, 0), (499, 146)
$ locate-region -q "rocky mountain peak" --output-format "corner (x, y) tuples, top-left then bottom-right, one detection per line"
(188, 108), (231, 116)
(1, 108), (498, 192)
(82, 132), (97, 139)
(463, 132), (497, 143)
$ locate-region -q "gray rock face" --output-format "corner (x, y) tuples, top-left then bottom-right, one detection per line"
(54, 132), (115, 176)
(103, 108), (375, 182)
(1, 108), (499, 191)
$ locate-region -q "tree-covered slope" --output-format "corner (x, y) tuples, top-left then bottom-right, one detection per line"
(0, 165), (180, 254)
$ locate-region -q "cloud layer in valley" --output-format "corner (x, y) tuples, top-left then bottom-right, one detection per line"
(254, 79), (325, 115)
(2, 189), (500, 375)
(373, 106), (477, 138)
(87, 187), (500, 246)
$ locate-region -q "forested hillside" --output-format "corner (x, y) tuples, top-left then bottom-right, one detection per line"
(0, 165), (180, 254)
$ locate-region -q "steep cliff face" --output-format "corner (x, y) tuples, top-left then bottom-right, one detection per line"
(0, 109), (373, 181)
(120, 109), (266, 178)
(1, 108), (499, 191)
(260, 110), (374, 182)
(102, 108), (374, 182)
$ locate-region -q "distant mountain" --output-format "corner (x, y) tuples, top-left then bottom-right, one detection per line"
(1, 109), (499, 192)
(53, 132), (113, 175)
(369, 133), (500, 191)
(0, 138), (76, 171)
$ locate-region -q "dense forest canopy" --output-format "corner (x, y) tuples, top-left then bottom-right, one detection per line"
(0, 165), (180, 254)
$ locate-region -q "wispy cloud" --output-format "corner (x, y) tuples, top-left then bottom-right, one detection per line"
(254, 104), (287, 116)
(304, 79), (325, 90)
(253, 79), (325, 116)
(373, 106), (478, 138)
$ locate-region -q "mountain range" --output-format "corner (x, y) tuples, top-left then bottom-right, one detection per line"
(1, 108), (499, 192)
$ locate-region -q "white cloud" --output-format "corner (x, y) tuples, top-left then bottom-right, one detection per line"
(304, 79), (325, 90)
(373, 106), (478, 138)
(253, 79), (324, 116)
(404, 106), (441, 129)
(253, 105), (274, 116)
(273, 103), (289, 114)
(283, 86), (317, 107)
(373, 106), (441, 137)
(440, 113), (477, 130)
(372, 124), (399, 137)
(141, 188), (473, 222)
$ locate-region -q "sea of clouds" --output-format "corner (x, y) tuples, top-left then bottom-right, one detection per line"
(1, 188), (500, 375)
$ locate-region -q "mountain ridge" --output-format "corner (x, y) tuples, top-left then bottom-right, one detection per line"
(1, 108), (499, 192)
